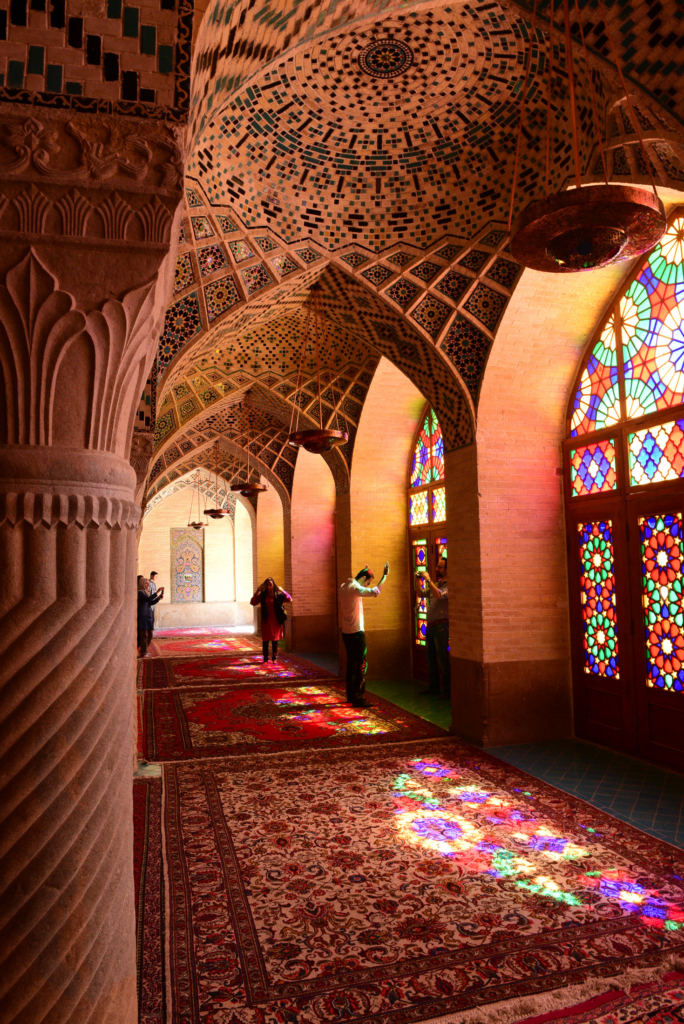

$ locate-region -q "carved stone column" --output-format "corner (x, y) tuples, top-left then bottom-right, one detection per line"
(0, 102), (182, 1024)
(0, 447), (140, 1023)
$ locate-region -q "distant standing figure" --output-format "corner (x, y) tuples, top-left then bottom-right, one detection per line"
(137, 575), (163, 658)
(148, 571), (159, 627)
(251, 577), (292, 663)
(339, 562), (389, 708)
(420, 556), (450, 698)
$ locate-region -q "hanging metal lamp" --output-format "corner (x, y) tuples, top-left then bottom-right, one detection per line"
(203, 444), (230, 519)
(239, 410), (267, 497)
(508, 0), (665, 273)
(288, 283), (348, 455)
(187, 470), (205, 530)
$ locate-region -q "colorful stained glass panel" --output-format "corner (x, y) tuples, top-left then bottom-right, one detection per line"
(412, 539), (428, 645)
(432, 486), (446, 522)
(629, 418), (684, 485)
(411, 408), (445, 485)
(569, 440), (618, 496)
(571, 317), (620, 436)
(578, 522), (619, 678)
(639, 513), (684, 692)
(410, 491), (429, 526)
(622, 216), (684, 417)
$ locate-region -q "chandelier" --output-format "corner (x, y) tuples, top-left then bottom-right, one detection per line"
(203, 443), (230, 519)
(230, 407), (267, 498)
(186, 470), (206, 530)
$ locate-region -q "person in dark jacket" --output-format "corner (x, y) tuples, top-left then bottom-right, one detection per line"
(137, 575), (163, 658)
(250, 577), (292, 662)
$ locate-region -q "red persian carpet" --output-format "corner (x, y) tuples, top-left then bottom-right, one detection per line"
(518, 971), (684, 1022)
(137, 651), (334, 690)
(147, 631), (260, 659)
(162, 738), (684, 1024)
(133, 778), (164, 1024)
(142, 681), (447, 761)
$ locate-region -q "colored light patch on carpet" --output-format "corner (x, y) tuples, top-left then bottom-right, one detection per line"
(164, 739), (684, 1024)
(137, 652), (333, 690)
(143, 684), (446, 760)
(147, 633), (260, 658)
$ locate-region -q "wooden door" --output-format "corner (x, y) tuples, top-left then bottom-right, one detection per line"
(627, 490), (684, 770)
(567, 500), (637, 755)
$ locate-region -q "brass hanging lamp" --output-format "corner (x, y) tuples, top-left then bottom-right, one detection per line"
(239, 409), (267, 498)
(203, 443), (230, 519)
(509, 0), (665, 272)
(187, 470), (206, 530)
(288, 283), (348, 454)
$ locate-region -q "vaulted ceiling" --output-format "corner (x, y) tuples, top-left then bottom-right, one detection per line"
(141, 0), (684, 507)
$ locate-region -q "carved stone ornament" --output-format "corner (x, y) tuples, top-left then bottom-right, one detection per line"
(0, 108), (184, 193)
(0, 491), (140, 529)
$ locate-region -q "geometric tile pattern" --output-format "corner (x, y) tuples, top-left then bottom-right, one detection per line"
(174, 253), (195, 293)
(228, 240), (254, 263)
(361, 265), (393, 287)
(411, 261), (440, 282)
(197, 244), (229, 277)
(441, 315), (492, 399)
(205, 276), (241, 322)
(435, 244), (463, 262)
(216, 215), (237, 233)
(459, 249), (490, 273)
(385, 278), (420, 309)
(387, 252), (414, 267)
(340, 252), (369, 268)
(191, 217), (214, 240)
(256, 237), (279, 252)
(463, 283), (507, 332)
(410, 294), (451, 339)
(241, 264), (272, 294)
(295, 248), (321, 265)
(435, 271), (471, 304)
(486, 258), (521, 290)
(158, 294), (203, 374)
(271, 254), (299, 276)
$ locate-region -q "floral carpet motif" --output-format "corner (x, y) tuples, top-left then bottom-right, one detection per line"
(147, 632), (260, 658)
(164, 739), (684, 1024)
(143, 683), (446, 761)
(520, 973), (684, 1023)
(133, 778), (164, 1024)
(137, 652), (333, 690)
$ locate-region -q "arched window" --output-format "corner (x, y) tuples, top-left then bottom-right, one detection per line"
(564, 210), (684, 771)
(408, 406), (447, 677)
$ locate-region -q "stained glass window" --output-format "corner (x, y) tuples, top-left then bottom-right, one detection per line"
(412, 539), (428, 645)
(410, 491), (429, 526)
(411, 409), (445, 485)
(639, 513), (684, 692)
(622, 216), (684, 417)
(570, 316), (620, 436)
(578, 522), (619, 678)
(629, 418), (684, 485)
(432, 486), (446, 522)
(569, 440), (618, 496)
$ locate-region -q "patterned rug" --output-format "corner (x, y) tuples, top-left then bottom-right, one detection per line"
(163, 738), (684, 1024)
(148, 632), (260, 658)
(143, 681), (447, 761)
(137, 651), (334, 690)
(519, 973), (684, 1022)
(133, 778), (164, 1024)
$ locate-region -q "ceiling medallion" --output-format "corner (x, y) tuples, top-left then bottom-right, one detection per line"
(358, 39), (413, 79)
(511, 186), (666, 273)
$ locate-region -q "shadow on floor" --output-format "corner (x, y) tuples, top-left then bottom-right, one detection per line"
(486, 738), (684, 850)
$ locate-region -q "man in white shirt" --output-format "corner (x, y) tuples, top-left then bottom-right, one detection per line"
(339, 562), (389, 708)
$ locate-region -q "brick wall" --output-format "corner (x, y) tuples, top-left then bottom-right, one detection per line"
(347, 356), (425, 679)
(256, 481), (285, 593)
(290, 447), (336, 652)
(138, 485), (254, 610)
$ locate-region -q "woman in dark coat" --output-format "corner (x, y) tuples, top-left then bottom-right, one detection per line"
(137, 575), (163, 658)
(250, 577), (292, 663)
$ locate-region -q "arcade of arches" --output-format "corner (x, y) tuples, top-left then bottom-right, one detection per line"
(4, 1), (684, 1021)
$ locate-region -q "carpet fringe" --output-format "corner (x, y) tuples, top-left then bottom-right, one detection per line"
(421, 955), (684, 1024)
